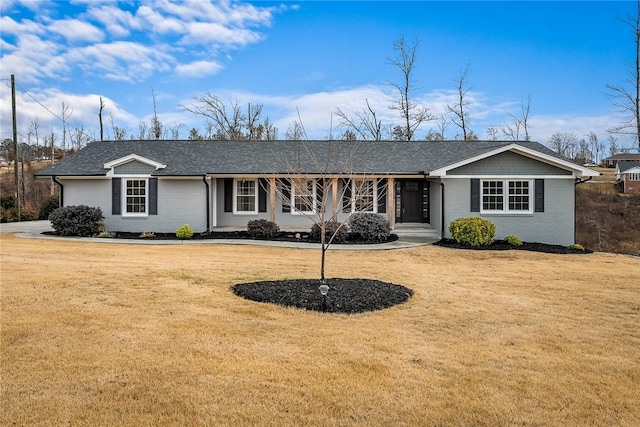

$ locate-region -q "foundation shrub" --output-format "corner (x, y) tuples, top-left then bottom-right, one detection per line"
(310, 221), (349, 243)
(505, 235), (523, 247)
(449, 217), (496, 247)
(348, 213), (391, 242)
(247, 219), (280, 239)
(48, 205), (104, 236)
(176, 224), (194, 239)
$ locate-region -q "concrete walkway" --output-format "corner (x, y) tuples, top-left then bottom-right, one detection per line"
(0, 220), (438, 250)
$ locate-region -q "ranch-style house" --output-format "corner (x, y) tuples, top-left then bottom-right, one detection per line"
(38, 139), (599, 246)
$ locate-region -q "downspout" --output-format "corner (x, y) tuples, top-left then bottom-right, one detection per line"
(203, 175), (210, 232)
(53, 176), (64, 207)
(440, 182), (445, 238)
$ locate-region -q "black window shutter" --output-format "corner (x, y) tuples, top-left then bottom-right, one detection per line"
(342, 178), (352, 213)
(377, 178), (387, 214)
(224, 178), (233, 212)
(535, 179), (544, 212)
(149, 178), (158, 215)
(316, 178), (324, 212)
(280, 178), (291, 213)
(112, 178), (121, 215)
(258, 178), (268, 213)
(470, 179), (480, 212)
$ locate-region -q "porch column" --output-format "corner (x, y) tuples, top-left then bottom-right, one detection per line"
(331, 178), (339, 218)
(269, 177), (276, 223)
(387, 177), (395, 227)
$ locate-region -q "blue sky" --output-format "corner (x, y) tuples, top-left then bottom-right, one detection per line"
(0, 0), (637, 150)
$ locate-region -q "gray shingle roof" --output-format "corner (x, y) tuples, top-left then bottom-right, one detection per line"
(617, 160), (640, 173)
(38, 139), (565, 177)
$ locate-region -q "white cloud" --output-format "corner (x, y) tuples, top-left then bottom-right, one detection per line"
(47, 18), (104, 43)
(85, 5), (138, 37)
(175, 60), (223, 78)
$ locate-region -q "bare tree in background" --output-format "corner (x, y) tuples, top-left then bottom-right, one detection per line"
(151, 88), (163, 140)
(607, 0), (640, 151)
(108, 113), (127, 141)
(285, 121), (306, 140)
(60, 102), (72, 157)
(447, 62), (473, 141)
(549, 132), (578, 159)
(335, 99), (383, 141)
(98, 97), (105, 141)
(587, 131), (605, 165)
(387, 36), (433, 141)
(502, 96), (532, 141)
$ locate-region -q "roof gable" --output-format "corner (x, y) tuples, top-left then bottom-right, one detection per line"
(104, 154), (167, 171)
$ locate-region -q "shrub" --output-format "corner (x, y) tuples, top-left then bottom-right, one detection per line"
(310, 221), (349, 243)
(38, 195), (60, 220)
(176, 224), (194, 239)
(1, 196), (15, 210)
(348, 213), (391, 242)
(569, 243), (585, 251)
(247, 219), (280, 239)
(505, 235), (523, 247)
(48, 205), (104, 236)
(97, 231), (116, 238)
(449, 217), (496, 247)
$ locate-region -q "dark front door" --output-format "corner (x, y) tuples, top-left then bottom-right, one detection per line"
(399, 180), (423, 222)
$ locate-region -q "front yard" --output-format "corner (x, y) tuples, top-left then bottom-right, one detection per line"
(1, 234), (639, 426)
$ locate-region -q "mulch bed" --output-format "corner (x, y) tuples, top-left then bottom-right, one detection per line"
(434, 239), (592, 254)
(231, 278), (414, 314)
(49, 230), (398, 244)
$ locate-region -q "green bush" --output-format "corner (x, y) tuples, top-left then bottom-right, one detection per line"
(38, 195), (60, 220)
(505, 235), (523, 247)
(176, 224), (194, 239)
(49, 205), (104, 236)
(97, 231), (117, 238)
(348, 213), (391, 242)
(247, 219), (280, 239)
(1, 196), (15, 210)
(310, 221), (349, 243)
(568, 243), (585, 251)
(449, 217), (496, 247)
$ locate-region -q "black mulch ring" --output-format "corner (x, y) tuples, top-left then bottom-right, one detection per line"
(231, 278), (414, 314)
(434, 239), (593, 254)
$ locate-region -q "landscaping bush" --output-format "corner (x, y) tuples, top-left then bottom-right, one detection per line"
(449, 217), (496, 247)
(505, 235), (523, 247)
(38, 195), (60, 220)
(48, 205), (104, 236)
(310, 221), (349, 243)
(247, 219), (280, 239)
(176, 224), (194, 239)
(348, 213), (391, 242)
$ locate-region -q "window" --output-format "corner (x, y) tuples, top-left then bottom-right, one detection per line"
(292, 179), (315, 213)
(353, 179), (376, 213)
(482, 179), (531, 213)
(125, 179), (146, 214)
(234, 179), (257, 213)
(629, 173), (640, 181)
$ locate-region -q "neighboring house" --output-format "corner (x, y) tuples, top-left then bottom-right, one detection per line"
(615, 160), (640, 194)
(37, 139), (598, 246)
(602, 153), (640, 168)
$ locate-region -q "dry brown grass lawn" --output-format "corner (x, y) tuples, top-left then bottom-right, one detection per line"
(1, 234), (639, 426)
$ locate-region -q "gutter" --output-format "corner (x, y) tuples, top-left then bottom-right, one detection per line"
(574, 176), (593, 186)
(203, 176), (210, 232)
(440, 182), (445, 237)
(53, 176), (64, 207)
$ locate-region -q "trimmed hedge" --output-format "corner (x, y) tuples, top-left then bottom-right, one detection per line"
(247, 219), (280, 239)
(348, 213), (391, 242)
(449, 217), (496, 247)
(310, 221), (349, 243)
(49, 205), (104, 236)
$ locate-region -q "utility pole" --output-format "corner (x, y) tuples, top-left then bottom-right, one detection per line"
(11, 74), (20, 221)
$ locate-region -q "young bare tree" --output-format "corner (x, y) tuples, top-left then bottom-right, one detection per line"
(285, 121), (306, 140)
(266, 139), (387, 282)
(151, 88), (163, 140)
(607, 0), (640, 151)
(98, 97), (105, 141)
(60, 102), (72, 157)
(387, 36), (433, 141)
(549, 132), (578, 159)
(108, 113), (127, 141)
(502, 96), (532, 141)
(447, 62), (473, 141)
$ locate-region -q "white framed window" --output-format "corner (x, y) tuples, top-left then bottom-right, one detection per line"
(292, 179), (316, 214)
(124, 178), (148, 216)
(234, 179), (258, 214)
(482, 179), (532, 213)
(629, 173), (640, 181)
(352, 179), (377, 213)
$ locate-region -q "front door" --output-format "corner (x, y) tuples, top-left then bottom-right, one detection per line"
(398, 180), (424, 222)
